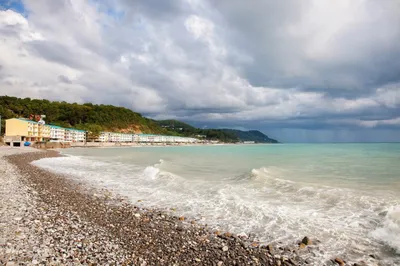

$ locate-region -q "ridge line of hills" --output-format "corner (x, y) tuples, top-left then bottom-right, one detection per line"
(0, 96), (278, 143)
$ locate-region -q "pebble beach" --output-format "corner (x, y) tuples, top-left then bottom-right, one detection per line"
(1, 147), (369, 266)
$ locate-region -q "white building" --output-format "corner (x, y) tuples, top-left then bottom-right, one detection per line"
(96, 132), (198, 143)
(75, 130), (86, 142)
(65, 128), (86, 142)
(49, 125), (66, 141)
(97, 132), (134, 142)
(110, 132), (123, 142)
(135, 134), (198, 143)
(98, 132), (110, 142)
(137, 134), (153, 142)
(119, 133), (132, 142)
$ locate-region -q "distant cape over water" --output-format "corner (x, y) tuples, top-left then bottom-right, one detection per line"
(220, 129), (279, 143)
(0, 96), (278, 143)
(155, 119), (279, 143)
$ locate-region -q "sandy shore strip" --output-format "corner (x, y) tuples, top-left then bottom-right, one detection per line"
(0, 147), (347, 265)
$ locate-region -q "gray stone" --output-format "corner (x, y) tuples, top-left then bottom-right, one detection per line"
(301, 236), (312, 245)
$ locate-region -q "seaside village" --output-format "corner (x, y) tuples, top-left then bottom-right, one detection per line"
(3, 117), (199, 147)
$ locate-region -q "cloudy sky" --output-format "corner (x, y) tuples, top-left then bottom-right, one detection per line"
(1, 0), (399, 142)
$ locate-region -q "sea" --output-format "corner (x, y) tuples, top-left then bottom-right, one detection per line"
(32, 143), (400, 265)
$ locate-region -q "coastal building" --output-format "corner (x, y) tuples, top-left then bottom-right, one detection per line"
(49, 125), (66, 141)
(5, 118), (51, 142)
(132, 134), (140, 142)
(4, 118), (86, 144)
(98, 132), (110, 142)
(64, 128), (86, 142)
(110, 132), (124, 142)
(121, 133), (134, 142)
(39, 124), (51, 140)
(136, 134), (198, 143)
(97, 132), (134, 142)
(96, 132), (199, 144)
(137, 134), (155, 143)
(109, 132), (119, 142)
(5, 118), (197, 145)
(76, 130), (86, 142)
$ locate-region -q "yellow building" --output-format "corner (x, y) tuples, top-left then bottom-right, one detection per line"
(5, 118), (51, 142)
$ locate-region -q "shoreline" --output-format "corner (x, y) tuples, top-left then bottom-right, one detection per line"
(68, 142), (241, 149)
(1, 147), (359, 265)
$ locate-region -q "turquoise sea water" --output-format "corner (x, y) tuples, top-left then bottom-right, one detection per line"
(33, 144), (400, 265)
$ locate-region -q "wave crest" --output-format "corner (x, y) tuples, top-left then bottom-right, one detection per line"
(371, 205), (400, 254)
(142, 159), (182, 181)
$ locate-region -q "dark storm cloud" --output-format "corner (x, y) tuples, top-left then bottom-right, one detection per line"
(58, 74), (72, 84)
(212, 0), (400, 96)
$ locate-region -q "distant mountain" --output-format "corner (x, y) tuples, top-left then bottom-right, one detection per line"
(156, 120), (279, 143)
(155, 120), (239, 142)
(221, 129), (279, 143)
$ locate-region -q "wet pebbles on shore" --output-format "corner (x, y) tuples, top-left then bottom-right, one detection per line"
(1, 149), (349, 265)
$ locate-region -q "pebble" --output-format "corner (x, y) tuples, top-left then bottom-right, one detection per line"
(222, 246), (229, 252)
(334, 257), (345, 266)
(353, 261), (368, 266)
(301, 236), (312, 245)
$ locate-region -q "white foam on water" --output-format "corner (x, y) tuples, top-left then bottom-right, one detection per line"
(32, 156), (400, 265)
(155, 159), (164, 166)
(143, 166), (160, 180)
(370, 205), (400, 254)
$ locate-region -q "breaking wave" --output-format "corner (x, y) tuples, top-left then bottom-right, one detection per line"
(371, 205), (400, 254)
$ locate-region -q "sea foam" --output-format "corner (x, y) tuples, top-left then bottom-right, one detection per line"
(371, 205), (400, 254)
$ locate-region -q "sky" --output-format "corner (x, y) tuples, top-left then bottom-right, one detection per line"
(0, 0), (399, 142)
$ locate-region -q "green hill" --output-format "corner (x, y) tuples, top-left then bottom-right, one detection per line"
(0, 96), (166, 135)
(155, 120), (239, 142)
(0, 96), (278, 143)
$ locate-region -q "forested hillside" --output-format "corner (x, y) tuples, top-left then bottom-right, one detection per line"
(156, 120), (239, 142)
(0, 96), (168, 135)
(0, 97), (237, 142)
(0, 96), (278, 143)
